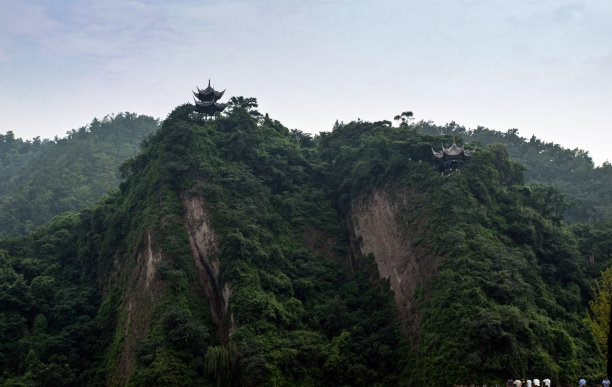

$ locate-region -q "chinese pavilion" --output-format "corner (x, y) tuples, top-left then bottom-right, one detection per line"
(432, 141), (474, 174)
(193, 80), (227, 117)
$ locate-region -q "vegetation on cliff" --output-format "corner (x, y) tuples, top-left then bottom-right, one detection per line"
(0, 101), (610, 385)
(317, 119), (609, 384)
(418, 121), (612, 224)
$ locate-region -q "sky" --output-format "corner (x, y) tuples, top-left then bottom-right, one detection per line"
(1, 0), (611, 165)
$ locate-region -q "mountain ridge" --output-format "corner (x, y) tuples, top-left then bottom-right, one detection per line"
(0, 101), (610, 385)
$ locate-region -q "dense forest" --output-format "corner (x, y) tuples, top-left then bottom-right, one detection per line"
(0, 100), (611, 385)
(417, 121), (612, 224)
(0, 113), (159, 236)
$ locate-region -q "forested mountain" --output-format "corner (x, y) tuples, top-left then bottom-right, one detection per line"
(0, 102), (611, 385)
(0, 113), (159, 236)
(417, 121), (612, 224)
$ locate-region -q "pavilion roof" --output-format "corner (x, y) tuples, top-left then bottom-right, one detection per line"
(193, 80), (225, 102)
(432, 142), (474, 159)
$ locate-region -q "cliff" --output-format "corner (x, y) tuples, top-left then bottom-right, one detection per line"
(348, 189), (438, 337)
(0, 103), (606, 386)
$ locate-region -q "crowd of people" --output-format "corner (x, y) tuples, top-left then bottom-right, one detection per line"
(508, 378), (551, 387)
(504, 376), (610, 387)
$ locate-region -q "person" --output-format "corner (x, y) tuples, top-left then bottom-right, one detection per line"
(507, 379), (514, 387)
(527, 379), (532, 387)
(542, 378), (551, 387)
(513, 379), (522, 387)
(533, 379), (540, 386)
(603, 376), (610, 387)
(579, 378), (586, 386)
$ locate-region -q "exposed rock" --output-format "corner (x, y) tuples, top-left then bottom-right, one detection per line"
(183, 194), (233, 343)
(349, 189), (440, 337)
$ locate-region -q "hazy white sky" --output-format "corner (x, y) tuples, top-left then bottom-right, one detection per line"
(1, 0), (610, 164)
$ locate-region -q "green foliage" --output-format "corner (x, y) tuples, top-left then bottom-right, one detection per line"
(205, 345), (231, 387)
(0, 214), (102, 386)
(572, 218), (612, 277)
(105, 102), (408, 385)
(320, 119), (605, 384)
(417, 121), (612, 223)
(410, 156), (600, 384)
(0, 99), (609, 385)
(587, 266), (612, 375)
(0, 113), (159, 237)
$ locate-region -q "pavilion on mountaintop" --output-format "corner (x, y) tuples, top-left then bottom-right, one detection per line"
(193, 80), (227, 117)
(432, 141), (474, 175)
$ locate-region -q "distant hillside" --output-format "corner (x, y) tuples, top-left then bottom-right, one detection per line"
(417, 121), (612, 223)
(0, 113), (159, 236)
(0, 102), (610, 385)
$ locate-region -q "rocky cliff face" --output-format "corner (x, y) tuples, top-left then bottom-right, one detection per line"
(348, 189), (440, 337)
(183, 194), (233, 343)
(108, 193), (231, 383)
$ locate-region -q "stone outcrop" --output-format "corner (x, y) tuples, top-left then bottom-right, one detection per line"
(348, 189), (440, 337)
(183, 194), (233, 343)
